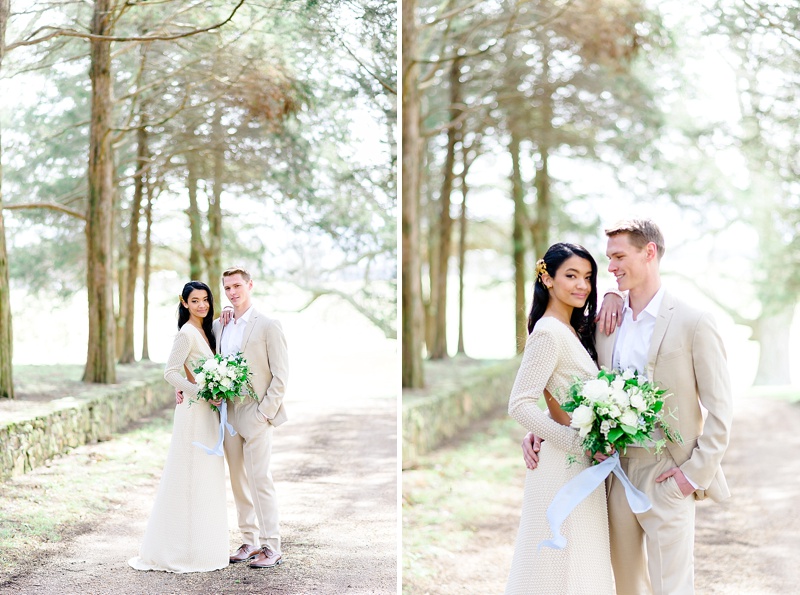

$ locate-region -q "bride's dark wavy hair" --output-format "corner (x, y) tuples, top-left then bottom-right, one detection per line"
(527, 242), (598, 362)
(177, 281), (216, 352)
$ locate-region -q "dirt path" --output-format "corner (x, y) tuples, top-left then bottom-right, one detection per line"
(693, 394), (800, 594)
(402, 393), (800, 594)
(1, 395), (397, 595)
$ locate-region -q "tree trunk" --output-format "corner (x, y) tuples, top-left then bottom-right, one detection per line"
(429, 58), (463, 360)
(424, 157), (438, 356)
(119, 124), (147, 364)
(83, 0), (116, 384)
(0, 0), (14, 398)
(140, 189), (153, 361)
(206, 108), (223, 308)
(456, 150), (469, 356)
(734, 67), (795, 386)
(753, 308), (794, 385)
(530, 46), (553, 260)
(115, 230), (126, 358)
(187, 150), (204, 281)
(510, 125), (528, 353)
(401, 0), (424, 388)
(531, 146), (551, 260)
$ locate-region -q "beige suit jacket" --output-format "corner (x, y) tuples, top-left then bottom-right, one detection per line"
(213, 308), (289, 426)
(596, 290), (733, 502)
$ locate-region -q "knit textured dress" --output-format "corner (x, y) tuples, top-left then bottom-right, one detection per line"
(129, 323), (229, 573)
(506, 317), (614, 594)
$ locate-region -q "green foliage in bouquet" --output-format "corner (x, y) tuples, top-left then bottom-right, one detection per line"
(191, 352), (257, 411)
(562, 368), (682, 463)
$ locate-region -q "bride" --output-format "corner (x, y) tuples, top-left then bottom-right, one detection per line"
(505, 243), (614, 594)
(129, 281), (229, 573)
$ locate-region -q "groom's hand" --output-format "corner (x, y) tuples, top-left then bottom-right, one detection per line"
(595, 292), (624, 336)
(522, 433), (543, 470)
(655, 467), (695, 497)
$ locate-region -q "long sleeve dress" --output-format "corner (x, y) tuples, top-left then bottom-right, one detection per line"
(505, 317), (614, 594)
(128, 323), (229, 573)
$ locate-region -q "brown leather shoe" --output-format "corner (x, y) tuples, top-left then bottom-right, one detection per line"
(230, 544), (261, 563)
(249, 546), (282, 569)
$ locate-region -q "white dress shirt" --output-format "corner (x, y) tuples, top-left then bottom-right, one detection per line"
(612, 286), (664, 375)
(221, 306), (253, 356)
(612, 287), (667, 448)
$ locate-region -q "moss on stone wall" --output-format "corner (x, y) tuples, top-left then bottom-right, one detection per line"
(0, 368), (170, 482)
(402, 358), (520, 468)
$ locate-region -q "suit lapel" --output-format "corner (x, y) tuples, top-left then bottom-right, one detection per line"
(646, 290), (676, 380)
(240, 309), (259, 354)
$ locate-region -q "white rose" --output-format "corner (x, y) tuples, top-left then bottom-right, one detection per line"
(620, 409), (640, 428)
(608, 404), (621, 419)
(227, 368), (238, 379)
(221, 377), (233, 389)
(610, 388), (630, 408)
(582, 379), (610, 403)
(202, 359), (218, 371)
(195, 372), (206, 386)
(570, 405), (596, 437)
(611, 377), (625, 391)
(622, 368), (635, 381)
(630, 392), (647, 412)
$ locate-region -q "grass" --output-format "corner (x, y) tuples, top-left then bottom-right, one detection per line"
(0, 405), (174, 582)
(402, 414), (526, 590)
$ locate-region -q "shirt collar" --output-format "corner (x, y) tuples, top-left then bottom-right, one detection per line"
(622, 285), (665, 321)
(234, 306), (254, 325)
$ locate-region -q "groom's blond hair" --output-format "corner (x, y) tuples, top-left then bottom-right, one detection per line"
(605, 218), (665, 260)
(222, 266), (252, 282)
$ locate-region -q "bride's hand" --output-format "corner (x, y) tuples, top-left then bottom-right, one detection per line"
(590, 445), (615, 463)
(220, 307), (234, 326)
(175, 388), (184, 404)
(595, 292), (624, 336)
(209, 398), (222, 407)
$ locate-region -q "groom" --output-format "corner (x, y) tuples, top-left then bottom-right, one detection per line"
(523, 219), (733, 595)
(215, 266), (289, 569)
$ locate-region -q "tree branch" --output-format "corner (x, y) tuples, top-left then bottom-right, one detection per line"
(6, 0), (246, 51)
(296, 285), (396, 339)
(666, 271), (755, 330)
(3, 202), (86, 220)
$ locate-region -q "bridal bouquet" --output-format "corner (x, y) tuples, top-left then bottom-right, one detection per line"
(562, 368), (681, 462)
(191, 352), (256, 411)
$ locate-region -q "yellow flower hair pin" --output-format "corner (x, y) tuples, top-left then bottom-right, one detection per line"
(535, 258), (548, 280)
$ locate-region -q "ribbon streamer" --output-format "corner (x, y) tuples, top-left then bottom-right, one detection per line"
(193, 400), (237, 456)
(539, 452), (651, 550)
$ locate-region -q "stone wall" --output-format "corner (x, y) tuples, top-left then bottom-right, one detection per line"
(402, 358), (521, 469)
(0, 369), (171, 482)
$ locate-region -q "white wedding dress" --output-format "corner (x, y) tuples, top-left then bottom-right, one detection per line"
(128, 324), (229, 573)
(505, 317), (614, 594)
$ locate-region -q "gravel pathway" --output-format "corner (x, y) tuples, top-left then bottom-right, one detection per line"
(1, 395), (397, 595)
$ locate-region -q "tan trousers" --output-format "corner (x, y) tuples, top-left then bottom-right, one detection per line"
(224, 398), (280, 553)
(608, 448), (695, 595)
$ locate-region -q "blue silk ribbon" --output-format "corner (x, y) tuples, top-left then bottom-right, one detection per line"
(192, 400), (237, 456)
(539, 452), (651, 550)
